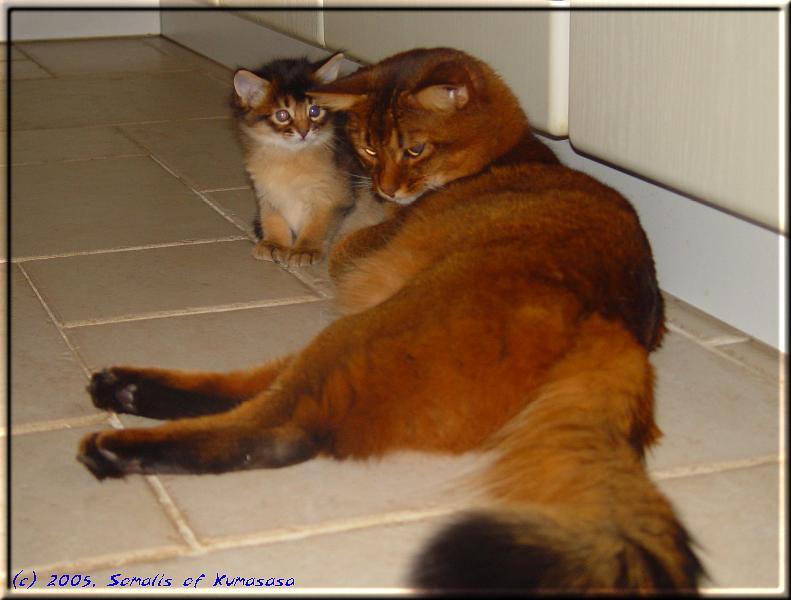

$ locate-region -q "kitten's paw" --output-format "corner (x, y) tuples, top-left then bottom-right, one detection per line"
(77, 432), (132, 480)
(253, 240), (288, 266)
(89, 369), (140, 414)
(288, 248), (323, 267)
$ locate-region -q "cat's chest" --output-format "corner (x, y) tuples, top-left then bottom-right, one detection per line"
(246, 148), (340, 229)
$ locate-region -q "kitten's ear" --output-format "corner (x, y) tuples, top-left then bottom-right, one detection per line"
(411, 84), (469, 112)
(233, 70), (269, 108)
(309, 68), (369, 111)
(313, 52), (345, 84)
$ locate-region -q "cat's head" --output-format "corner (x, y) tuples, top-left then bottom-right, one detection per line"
(309, 47), (527, 205)
(232, 52), (346, 150)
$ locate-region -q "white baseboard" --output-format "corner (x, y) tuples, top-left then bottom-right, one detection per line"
(160, 8), (785, 352)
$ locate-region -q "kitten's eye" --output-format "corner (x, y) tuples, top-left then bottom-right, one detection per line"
(274, 110), (290, 123)
(406, 143), (425, 157)
(308, 104), (322, 119)
(363, 147), (377, 157)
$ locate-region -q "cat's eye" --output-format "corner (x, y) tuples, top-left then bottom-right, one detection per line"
(406, 144), (425, 158)
(363, 147), (377, 157)
(274, 110), (291, 123)
(308, 104), (322, 119)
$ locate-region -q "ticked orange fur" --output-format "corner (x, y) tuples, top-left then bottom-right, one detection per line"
(78, 48), (702, 593)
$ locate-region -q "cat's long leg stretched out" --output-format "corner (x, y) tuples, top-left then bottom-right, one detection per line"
(77, 251), (580, 479)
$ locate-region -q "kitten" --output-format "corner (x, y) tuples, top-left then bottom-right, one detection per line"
(231, 52), (382, 267)
(79, 47), (702, 593)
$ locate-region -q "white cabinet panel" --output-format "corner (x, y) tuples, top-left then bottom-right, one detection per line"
(323, 8), (569, 136)
(569, 10), (782, 232)
(223, 3), (324, 47)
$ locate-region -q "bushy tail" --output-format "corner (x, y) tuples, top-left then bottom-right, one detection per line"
(410, 315), (705, 594)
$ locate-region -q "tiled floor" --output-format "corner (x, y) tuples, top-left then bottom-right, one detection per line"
(3, 37), (786, 593)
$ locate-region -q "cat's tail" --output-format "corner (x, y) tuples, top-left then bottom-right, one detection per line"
(410, 314), (705, 594)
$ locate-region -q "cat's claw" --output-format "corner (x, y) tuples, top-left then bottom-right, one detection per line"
(89, 369), (138, 414)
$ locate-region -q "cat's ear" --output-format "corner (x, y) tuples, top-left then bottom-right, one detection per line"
(313, 52), (345, 84)
(410, 84), (469, 112)
(233, 70), (269, 108)
(309, 68), (369, 111)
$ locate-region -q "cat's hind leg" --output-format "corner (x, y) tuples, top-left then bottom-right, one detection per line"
(89, 357), (292, 420)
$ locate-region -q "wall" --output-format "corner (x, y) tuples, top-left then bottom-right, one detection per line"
(1, 0), (161, 41)
(161, 8), (785, 352)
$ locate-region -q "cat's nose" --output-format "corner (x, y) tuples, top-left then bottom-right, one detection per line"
(377, 184), (397, 199)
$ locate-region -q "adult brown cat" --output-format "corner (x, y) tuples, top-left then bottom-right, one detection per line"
(77, 47), (703, 592)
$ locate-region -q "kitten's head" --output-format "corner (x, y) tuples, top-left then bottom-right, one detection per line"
(232, 52), (345, 151)
(309, 48), (527, 205)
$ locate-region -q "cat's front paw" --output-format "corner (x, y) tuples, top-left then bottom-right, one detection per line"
(89, 368), (140, 414)
(253, 240), (288, 266)
(287, 248), (322, 267)
(77, 432), (134, 480)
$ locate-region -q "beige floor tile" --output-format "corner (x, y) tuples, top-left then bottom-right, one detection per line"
(204, 188), (257, 235)
(11, 126), (145, 165)
(66, 300), (336, 373)
(11, 71), (229, 130)
(715, 338), (786, 383)
(11, 156), (240, 258)
(1, 59), (51, 80)
(157, 451), (483, 541)
(647, 333), (780, 472)
(142, 36), (233, 83)
(10, 265), (99, 425)
(16, 38), (191, 77)
(121, 118), (249, 191)
(23, 241), (316, 325)
(658, 463), (781, 590)
(88, 515), (459, 589)
(10, 426), (184, 570)
(663, 292), (750, 344)
(9, 46), (28, 60)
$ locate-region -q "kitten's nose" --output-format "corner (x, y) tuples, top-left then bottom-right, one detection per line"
(297, 126), (309, 139)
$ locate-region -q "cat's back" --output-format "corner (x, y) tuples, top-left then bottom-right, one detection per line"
(388, 161), (663, 349)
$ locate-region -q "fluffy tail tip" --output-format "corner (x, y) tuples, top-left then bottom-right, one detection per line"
(409, 511), (704, 594)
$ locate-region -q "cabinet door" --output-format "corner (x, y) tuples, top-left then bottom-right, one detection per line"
(323, 7), (570, 136)
(569, 10), (782, 232)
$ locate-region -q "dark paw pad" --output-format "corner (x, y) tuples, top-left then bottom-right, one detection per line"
(89, 369), (139, 414)
(76, 433), (127, 480)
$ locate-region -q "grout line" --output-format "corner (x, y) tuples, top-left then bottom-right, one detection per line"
(107, 413), (206, 554)
(202, 505), (464, 553)
(2, 413), (110, 438)
(9, 152), (148, 168)
(15, 263), (91, 377)
(59, 295), (324, 329)
(200, 185), (252, 193)
(11, 237), (248, 263)
(287, 269), (334, 300)
(650, 454), (780, 481)
(14, 544), (192, 581)
(192, 189), (254, 237)
(665, 322), (782, 381)
(144, 474), (206, 555)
